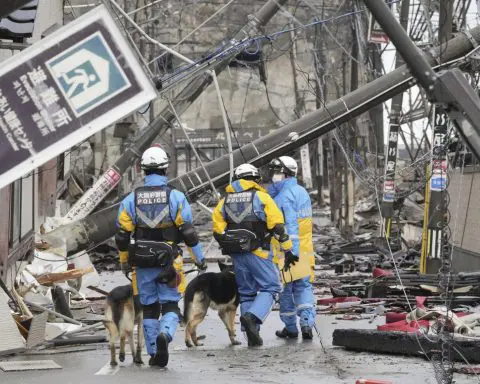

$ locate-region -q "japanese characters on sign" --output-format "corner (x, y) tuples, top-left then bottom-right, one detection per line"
(64, 167), (121, 222)
(430, 107), (448, 192)
(382, 123), (400, 203)
(0, 5), (156, 190)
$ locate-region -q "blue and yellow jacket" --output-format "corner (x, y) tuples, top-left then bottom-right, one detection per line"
(212, 179), (292, 259)
(116, 174), (204, 293)
(269, 177), (315, 283)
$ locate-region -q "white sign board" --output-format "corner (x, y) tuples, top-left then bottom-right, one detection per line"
(63, 166), (121, 223)
(300, 144), (313, 189)
(0, 5), (156, 190)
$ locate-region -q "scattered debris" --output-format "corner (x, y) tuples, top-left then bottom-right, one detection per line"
(0, 360), (62, 371)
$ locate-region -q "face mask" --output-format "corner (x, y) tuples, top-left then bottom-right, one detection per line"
(272, 173), (285, 183)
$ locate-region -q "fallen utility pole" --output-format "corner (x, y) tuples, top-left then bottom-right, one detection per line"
(62, 0), (287, 223)
(380, 0), (410, 238)
(44, 25), (480, 255)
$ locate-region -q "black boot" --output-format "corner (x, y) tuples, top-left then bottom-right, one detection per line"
(240, 313), (263, 347)
(275, 328), (298, 339)
(150, 333), (169, 367)
(301, 326), (313, 340)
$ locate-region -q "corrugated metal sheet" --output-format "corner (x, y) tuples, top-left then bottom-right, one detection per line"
(26, 312), (47, 349)
(0, 290), (25, 356)
(0, 0), (38, 39)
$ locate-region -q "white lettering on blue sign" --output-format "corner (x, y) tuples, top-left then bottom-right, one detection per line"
(227, 192), (252, 203)
(430, 175), (447, 192)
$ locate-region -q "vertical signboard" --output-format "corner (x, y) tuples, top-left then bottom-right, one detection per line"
(0, 4), (156, 190)
(63, 167), (121, 223)
(382, 125), (399, 204)
(427, 106), (448, 263)
(300, 144), (313, 189)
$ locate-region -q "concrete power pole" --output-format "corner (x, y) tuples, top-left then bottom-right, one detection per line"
(380, 0), (410, 238)
(426, 0), (453, 273)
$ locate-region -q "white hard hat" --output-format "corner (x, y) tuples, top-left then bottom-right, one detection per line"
(141, 146), (169, 170)
(269, 156), (298, 176)
(234, 163), (260, 180)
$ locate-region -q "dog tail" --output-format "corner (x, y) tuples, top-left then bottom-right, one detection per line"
(182, 284), (195, 326)
(107, 285), (134, 329)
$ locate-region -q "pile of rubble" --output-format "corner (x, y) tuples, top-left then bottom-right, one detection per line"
(0, 218), (108, 360)
(312, 229), (480, 369)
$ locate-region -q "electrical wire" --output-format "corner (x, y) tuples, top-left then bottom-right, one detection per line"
(158, 0), (402, 88)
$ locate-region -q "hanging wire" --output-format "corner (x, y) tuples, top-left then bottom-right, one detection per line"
(168, 99), (219, 201)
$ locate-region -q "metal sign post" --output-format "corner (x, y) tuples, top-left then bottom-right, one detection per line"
(0, 4), (156, 190)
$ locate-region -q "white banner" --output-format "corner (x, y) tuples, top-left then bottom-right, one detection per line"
(300, 144), (313, 189)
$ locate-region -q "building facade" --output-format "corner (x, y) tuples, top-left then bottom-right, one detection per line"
(0, 0), (65, 282)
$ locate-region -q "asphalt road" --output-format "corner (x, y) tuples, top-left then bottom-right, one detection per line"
(0, 266), (476, 384)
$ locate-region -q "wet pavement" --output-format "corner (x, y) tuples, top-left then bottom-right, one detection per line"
(0, 264), (476, 384)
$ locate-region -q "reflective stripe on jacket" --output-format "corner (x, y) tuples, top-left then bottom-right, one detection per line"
(116, 174), (204, 294)
(212, 179), (292, 259)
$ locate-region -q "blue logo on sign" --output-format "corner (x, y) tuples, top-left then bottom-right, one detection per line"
(46, 32), (130, 116)
(431, 175), (447, 191)
(383, 193), (394, 202)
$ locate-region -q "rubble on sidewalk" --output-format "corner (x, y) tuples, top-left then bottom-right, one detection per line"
(0, 217), (109, 361)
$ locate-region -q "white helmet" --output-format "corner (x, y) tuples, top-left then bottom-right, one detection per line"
(269, 156), (298, 176)
(234, 163), (260, 181)
(141, 146), (169, 170)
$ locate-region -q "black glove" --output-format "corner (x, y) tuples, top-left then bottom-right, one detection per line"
(195, 259), (208, 271)
(283, 250), (299, 272)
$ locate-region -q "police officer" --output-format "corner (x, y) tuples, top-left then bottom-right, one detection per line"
(212, 163), (297, 347)
(268, 156), (316, 340)
(115, 146), (207, 367)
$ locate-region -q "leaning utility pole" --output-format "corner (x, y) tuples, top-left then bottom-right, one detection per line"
(61, 0), (287, 223)
(44, 24), (480, 255)
(380, 0), (410, 238)
(426, 0), (453, 273)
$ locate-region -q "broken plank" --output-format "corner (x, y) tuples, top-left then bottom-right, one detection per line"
(35, 266), (94, 286)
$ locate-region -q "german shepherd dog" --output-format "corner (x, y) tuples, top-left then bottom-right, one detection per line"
(104, 285), (144, 366)
(183, 261), (241, 347)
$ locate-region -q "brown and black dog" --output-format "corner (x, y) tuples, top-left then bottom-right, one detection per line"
(104, 285), (144, 366)
(183, 261), (241, 347)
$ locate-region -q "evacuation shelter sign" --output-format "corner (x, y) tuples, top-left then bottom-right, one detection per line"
(0, 4), (156, 189)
